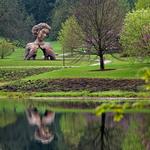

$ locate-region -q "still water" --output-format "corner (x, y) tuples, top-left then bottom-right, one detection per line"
(0, 99), (150, 150)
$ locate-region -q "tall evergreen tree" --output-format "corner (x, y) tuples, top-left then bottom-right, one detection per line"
(0, 0), (35, 42)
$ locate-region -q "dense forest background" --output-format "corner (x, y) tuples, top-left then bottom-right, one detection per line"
(0, 0), (136, 43)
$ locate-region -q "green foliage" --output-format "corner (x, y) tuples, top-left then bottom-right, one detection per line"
(96, 101), (150, 122)
(96, 103), (124, 122)
(58, 16), (85, 54)
(22, 0), (55, 23)
(120, 9), (150, 59)
(51, 0), (78, 40)
(0, 39), (15, 59)
(127, 0), (137, 10)
(136, 0), (150, 9)
(0, 0), (35, 42)
(34, 90), (150, 98)
(143, 69), (150, 90)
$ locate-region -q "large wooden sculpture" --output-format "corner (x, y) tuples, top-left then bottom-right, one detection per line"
(25, 23), (56, 60)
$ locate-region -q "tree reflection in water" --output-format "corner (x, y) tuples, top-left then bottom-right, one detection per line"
(78, 113), (125, 150)
(26, 107), (55, 144)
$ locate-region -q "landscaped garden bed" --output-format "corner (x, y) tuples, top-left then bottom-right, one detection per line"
(0, 68), (59, 81)
(0, 78), (144, 92)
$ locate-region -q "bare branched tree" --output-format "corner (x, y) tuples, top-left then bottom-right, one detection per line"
(75, 0), (125, 70)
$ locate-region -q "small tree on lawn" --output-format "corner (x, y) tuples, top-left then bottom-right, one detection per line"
(0, 39), (15, 59)
(120, 9), (150, 59)
(75, 0), (125, 70)
(58, 16), (85, 56)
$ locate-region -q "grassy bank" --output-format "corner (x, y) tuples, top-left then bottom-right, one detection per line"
(0, 91), (150, 99)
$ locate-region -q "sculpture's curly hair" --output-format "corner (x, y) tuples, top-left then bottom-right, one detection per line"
(32, 23), (51, 37)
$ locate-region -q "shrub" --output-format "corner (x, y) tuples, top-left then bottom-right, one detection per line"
(0, 39), (15, 59)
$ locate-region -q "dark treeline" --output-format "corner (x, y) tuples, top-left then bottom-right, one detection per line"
(0, 0), (34, 43)
(0, 0), (137, 43)
(21, 0), (56, 24)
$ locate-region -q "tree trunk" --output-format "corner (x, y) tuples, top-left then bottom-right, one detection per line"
(71, 49), (74, 57)
(99, 50), (105, 70)
(101, 113), (106, 150)
(1, 50), (4, 59)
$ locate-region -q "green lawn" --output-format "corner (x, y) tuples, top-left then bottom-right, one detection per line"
(0, 59), (63, 67)
(2, 41), (150, 79)
(50, 41), (62, 54)
(24, 61), (150, 80)
(1, 45), (150, 79)
(0, 41), (150, 98)
(0, 41), (88, 67)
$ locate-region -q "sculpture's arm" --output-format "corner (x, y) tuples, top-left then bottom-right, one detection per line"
(26, 108), (41, 127)
(40, 42), (56, 60)
(42, 111), (55, 125)
(24, 42), (39, 60)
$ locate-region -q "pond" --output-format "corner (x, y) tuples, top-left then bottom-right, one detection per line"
(0, 99), (150, 150)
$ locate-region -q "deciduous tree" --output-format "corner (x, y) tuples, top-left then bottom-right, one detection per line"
(75, 0), (125, 70)
(120, 9), (150, 59)
(58, 16), (85, 56)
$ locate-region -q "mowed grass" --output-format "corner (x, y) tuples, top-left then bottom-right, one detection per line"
(0, 41), (150, 80)
(24, 61), (150, 80)
(0, 41), (90, 67)
(0, 59), (63, 67)
(0, 41), (63, 67)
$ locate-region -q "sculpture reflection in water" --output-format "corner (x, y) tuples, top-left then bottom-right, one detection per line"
(26, 107), (55, 144)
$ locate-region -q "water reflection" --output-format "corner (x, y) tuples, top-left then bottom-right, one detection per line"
(26, 107), (55, 144)
(79, 113), (125, 150)
(0, 106), (149, 149)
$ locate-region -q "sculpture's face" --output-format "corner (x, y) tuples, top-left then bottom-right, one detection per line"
(37, 28), (50, 42)
(35, 127), (54, 144)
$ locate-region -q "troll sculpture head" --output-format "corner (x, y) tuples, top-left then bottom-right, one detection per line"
(32, 23), (51, 42)
(25, 23), (56, 60)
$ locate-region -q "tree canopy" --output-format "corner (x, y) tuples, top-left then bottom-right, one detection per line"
(58, 16), (85, 55)
(74, 0), (125, 70)
(136, 0), (150, 10)
(120, 9), (150, 59)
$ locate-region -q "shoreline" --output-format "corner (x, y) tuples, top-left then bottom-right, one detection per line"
(0, 91), (150, 100)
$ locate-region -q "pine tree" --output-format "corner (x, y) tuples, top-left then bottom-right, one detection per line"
(0, 0), (35, 42)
